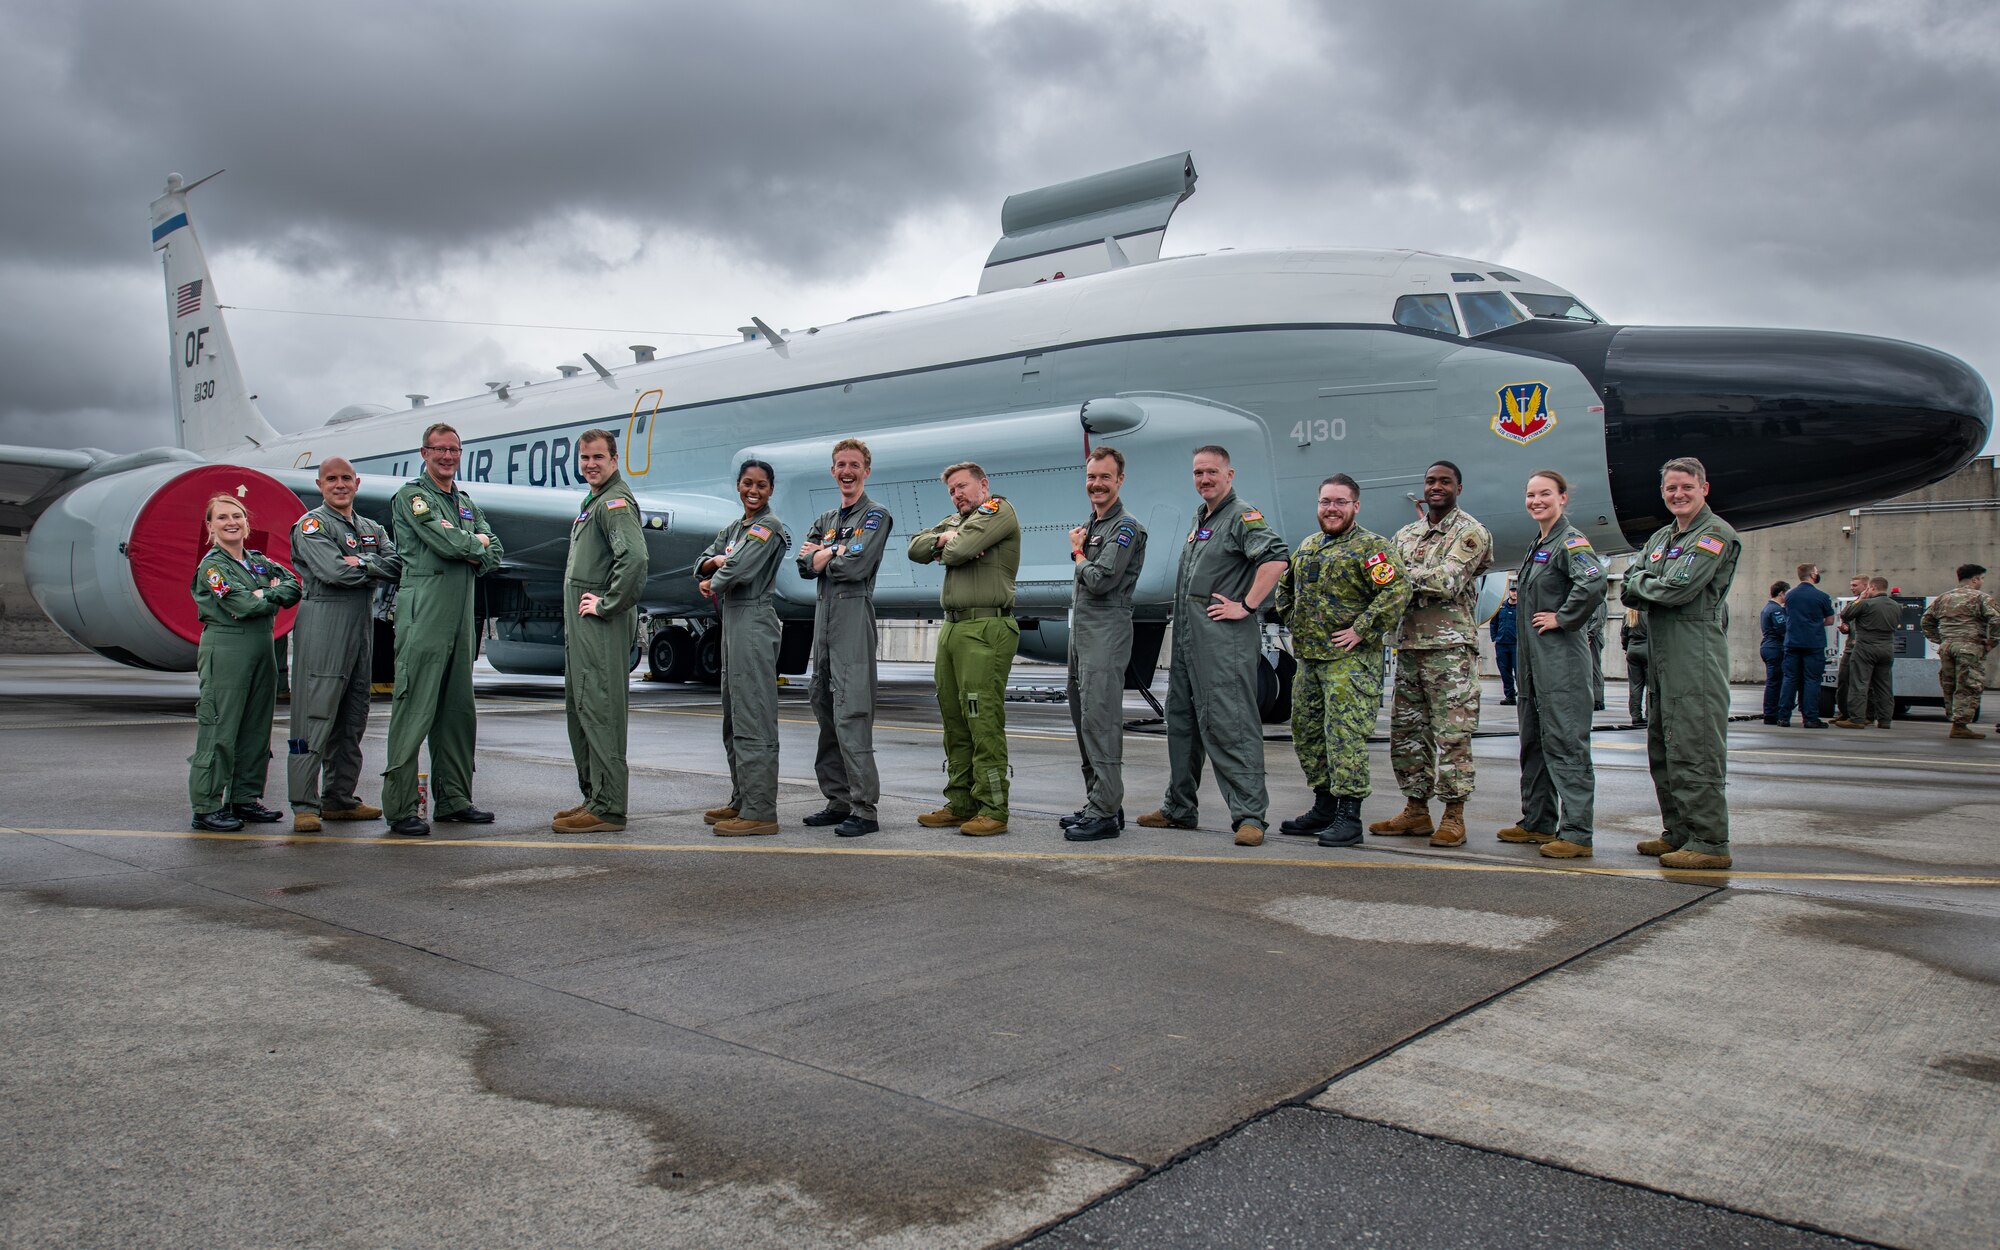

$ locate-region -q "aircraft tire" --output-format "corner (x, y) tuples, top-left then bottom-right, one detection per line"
(1258, 651), (1295, 725)
(696, 627), (722, 686)
(649, 625), (698, 683)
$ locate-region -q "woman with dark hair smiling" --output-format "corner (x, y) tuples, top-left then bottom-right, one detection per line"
(697, 459), (792, 837)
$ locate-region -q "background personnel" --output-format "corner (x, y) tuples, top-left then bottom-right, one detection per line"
(1497, 470), (1606, 859)
(1921, 563), (1999, 738)
(287, 457), (400, 833)
(189, 494), (301, 832)
(382, 422), (503, 838)
(1759, 580), (1790, 724)
(1139, 445), (1289, 847)
(1620, 456), (1741, 870)
(1833, 577), (1901, 731)
(908, 462), (1021, 837)
(553, 429), (648, 835)
(1621, 606), (1649, 726)
(1062, 446), (1147, 842)
(1490, 586), (1518, 705)
(797, 439), (894, 838)
(699, 460), (791, 836)
(1371, 460), (1492, 848)
(1275, 473), (1409, 848)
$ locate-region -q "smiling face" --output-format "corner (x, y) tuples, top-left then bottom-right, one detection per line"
(316, 458), (358, 512)
(1423, 463), (1461, 516)
(1317, 481), (1358, 536)
(1661, 469), (1709, 524)
(206, 498), (249, 549)
(1525, 474), (1566, 528)
(831, 448), (870, 503)
(737, 466), (773, 515)
(577, 437), (616, 488)
(1085, 456), (1123, 511)
(421, 431), (462, 487)
(1192, 452), (1233, 505)
(946, 468), (989, 515)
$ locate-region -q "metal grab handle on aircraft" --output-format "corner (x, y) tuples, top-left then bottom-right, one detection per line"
(626, 388), (663, 476)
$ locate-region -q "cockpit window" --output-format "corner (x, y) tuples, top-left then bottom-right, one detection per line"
(1456, 290), (1528, 336)
(1449, 272), (1484, 283)
(1487, 271), (1520, 282)
(1394, 293), (1459, 335)
(1514, 292), (1603, 323)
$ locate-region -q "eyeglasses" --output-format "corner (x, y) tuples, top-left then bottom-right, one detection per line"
(423, 445), (463, 455)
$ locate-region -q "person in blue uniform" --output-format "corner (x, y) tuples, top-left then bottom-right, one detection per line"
(1489, 586), (1518, 705)
(1778, 565), (1835, 727)
(1759, 581), (1789, 724)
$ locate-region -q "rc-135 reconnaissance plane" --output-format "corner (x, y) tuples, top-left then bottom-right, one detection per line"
(1, 152), (1990, 716)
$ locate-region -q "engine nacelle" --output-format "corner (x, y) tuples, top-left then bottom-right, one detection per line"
(26, 462), (307, 670)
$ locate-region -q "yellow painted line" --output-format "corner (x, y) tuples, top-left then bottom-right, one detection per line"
(6, 826), (1995, 888)
(632, 706), (1079, 742)
(1596, 740), (2000, 770)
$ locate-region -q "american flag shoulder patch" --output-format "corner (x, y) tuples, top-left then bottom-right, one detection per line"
(748, 523), (772, 541)
(1563, 535), (1591, 550)
(1696, 535), (1726, 555)
(605, 498), (628, 509)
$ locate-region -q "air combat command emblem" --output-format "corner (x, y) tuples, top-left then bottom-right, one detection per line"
(1492, 382), (1556, 445)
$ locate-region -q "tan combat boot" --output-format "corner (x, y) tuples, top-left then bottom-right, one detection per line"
(292, 812), (321, 833)
(1137, 810), (1197, 829)
(552, 804), (588, 826)
(1830, 718), (1866, 729)
(713, 818), (779, 837)
(703, 805), (740, 825)
(554, 812), (625, 834)
(1659, 847), (1733, 870)
(918, 807), (974, 827)
(321, 803), (382, 821)
(1635, 836), (1674, 857)
(1368, 798), (1433, 837)
(1429, 803), (1467, 847)
(1496, 823), (1556, 844)
(1539, 838), (1592, 858)
(1949, 723), (1985, 739)
(1234, 820), (1265, 847)
(959, 816), (1008, 837)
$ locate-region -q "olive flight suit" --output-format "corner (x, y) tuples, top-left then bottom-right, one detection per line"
(1275, 524), (1410, 798)
(1621, 504), (1741, 857)
(701, 508), (791, 823)
(1160, 491), (1290, 829)
(908, 495), (1021, 821)
(382, 475), (504, 823)
(287, 505), (400, 815)
(565, 470), (649, 823)
(1512, 517), (1608, 844)
(1840, 593), (1903, 726)
(1921, 585), (2000, 724)
(189, 547), (301, 813)
(1387, 507), (1493, 802)
(1068, 501), (1147, 820)
(798, 494), (894, 821)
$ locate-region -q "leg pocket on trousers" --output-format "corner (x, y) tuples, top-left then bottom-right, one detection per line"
(196, 695), (219, 726)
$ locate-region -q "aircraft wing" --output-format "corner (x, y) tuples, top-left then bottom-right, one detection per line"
(0, 446), (111, 535)
(265, 470), (736, 614)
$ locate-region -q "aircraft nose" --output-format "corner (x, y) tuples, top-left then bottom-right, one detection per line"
(1600, 326), (1993, 544)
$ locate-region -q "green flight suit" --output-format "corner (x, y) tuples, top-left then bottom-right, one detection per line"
(565, 471), (649, 823)
(1513, 516), (1608, 844)
(382, 475), (504, 822)
(1621, 504), (1741, 857)
(189, 547), (301, 813)
(908, 495), (1021, 820)
(1920, 585), (2000, 724)
(1840, 593), (1903, 725)
(287, 504), (400, 814)
(798, 494), (894, 820)
(1622, 611), (1650, 723)
(1388, 507), (1493, 802)
(1067, 502), (1147, 819)
(1160, 491), (1290, 829)
(1276, 524), (1410, 798)
(701, 508), (791, 822)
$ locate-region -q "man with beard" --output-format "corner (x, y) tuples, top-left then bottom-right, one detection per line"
(1060, 445), (1147, 842)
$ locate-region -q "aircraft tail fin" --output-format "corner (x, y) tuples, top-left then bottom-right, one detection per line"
(150, 173), (280, 454)
(978, 152), (1197, 294)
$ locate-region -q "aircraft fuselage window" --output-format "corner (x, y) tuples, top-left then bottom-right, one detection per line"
(1394, 293), (1460, 335)
(1456, 290), (1528, 336)
(1450, 272), (1484, 283)
(1514, 292), (1603, 323)
(1487, 271), (1521, 282)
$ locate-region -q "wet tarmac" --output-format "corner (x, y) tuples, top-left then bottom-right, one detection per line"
(1, 654), (1994, 1248)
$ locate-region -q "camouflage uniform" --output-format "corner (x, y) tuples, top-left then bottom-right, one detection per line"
(1277, 525), (1410, 796)
(1621, 504), (1741, 857)
(1921, 586), (1999, 724)
(1387, 508), (1493, 802)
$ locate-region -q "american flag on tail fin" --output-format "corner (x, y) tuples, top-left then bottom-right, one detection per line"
(176, 280), (203, 318)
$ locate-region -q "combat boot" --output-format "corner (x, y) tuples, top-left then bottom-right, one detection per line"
(1429, 803), (1467, 847)
(552, 804), (589, 824)
(292, 812), (321, 833)
(1137, 810), (1197, 830)
(1659, 848), (1733, 870)
(917, 807), (974, 827)
(1949, 723), (1985, 739)
(321, 803), (382, 821)
(959, 816), (1008, 837)
(1539, 838), (1592, 858)
(1496, 823), (1556, 844)
(1368, 798), (1433, 837)
(1234, 820), (1265, 847)
(713, 818), (779, 837)
(1280, 788), (1338, 836)
(554, 813), (626, 834)
(703, 805), (739, 825)
(1316, 797), (1363, 848)
(1831, 717), (1867, 729)
(1635, 836), (1674, 856)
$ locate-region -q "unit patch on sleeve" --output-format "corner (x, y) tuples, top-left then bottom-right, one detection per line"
(206, 567), (226, 595)
(300, 516), (321, 535)
(409, 497), (429, 515)
(848, 541), (865, 554)
(977, 499), (1001, 516)
(1696, 535), (1726, 555)
(459, 505), (474, 520)
(344, 536), (357, 548)
(1665, 546), (1683, 559)
(863, 511), (883, 530)
(1370, 561), (1397, 585)
(1114, 524), (1135, 548)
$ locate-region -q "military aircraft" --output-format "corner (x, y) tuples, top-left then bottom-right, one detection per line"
(2, 152), (1991, 720)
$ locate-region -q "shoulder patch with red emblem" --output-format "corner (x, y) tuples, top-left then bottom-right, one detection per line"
(206, 567), (226, 595)
(1370, 561), (1397, 585)
(300, 516), (321, 535)
(977, 498), (1001, 515)
(409, 496), (429, 514)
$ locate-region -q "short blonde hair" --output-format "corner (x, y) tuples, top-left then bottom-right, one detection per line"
(941, 461), (985, 483)
(832, 438), (872, 468)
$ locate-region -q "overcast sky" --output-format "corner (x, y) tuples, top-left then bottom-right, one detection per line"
(3, 0), (1995, 454)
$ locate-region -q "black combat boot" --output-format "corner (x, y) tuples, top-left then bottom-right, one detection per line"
(1280, 788), (1338, 836)
(1317, 796), (1364, 848)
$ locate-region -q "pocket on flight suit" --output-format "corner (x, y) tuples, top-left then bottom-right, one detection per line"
(299, 672), (345, 748)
